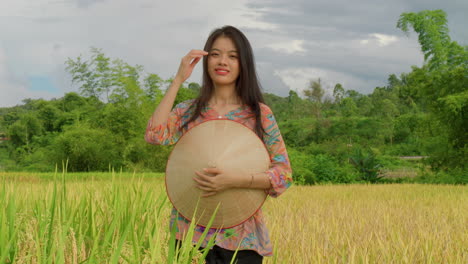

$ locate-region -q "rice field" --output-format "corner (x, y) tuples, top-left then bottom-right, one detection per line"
(1, 171), (467, 263)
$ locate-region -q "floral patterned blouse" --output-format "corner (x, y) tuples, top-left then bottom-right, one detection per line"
(145, 99), (293, 256)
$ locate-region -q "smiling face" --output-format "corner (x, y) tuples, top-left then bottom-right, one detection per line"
(207, 36), (240, 88)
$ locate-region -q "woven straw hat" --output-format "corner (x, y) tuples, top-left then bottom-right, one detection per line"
(165, 119), (270, 228)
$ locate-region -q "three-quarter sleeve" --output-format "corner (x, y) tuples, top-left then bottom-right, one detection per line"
(145, 101), (190, 146)
(260, 104), (293, 197)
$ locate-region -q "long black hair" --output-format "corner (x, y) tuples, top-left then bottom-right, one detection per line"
(182, 25), (266, 139)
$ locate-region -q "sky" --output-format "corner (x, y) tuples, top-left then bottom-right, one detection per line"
(0, 0), (467, 107)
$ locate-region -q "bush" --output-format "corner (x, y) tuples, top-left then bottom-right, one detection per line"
(52, 124), (123, 171)
(415, 168), (467, 185)
(124, 137), (173, 172)
(288, 148), (357, 184)
(18, 147), (53, 172)
(288, 148), (315, 184)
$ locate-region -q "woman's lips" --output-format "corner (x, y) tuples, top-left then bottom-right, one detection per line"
(215, 69), (229, 75)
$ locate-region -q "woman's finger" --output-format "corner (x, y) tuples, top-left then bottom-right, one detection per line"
(182, 55), (200, 64)
(190, 56), (201, 67)
(195, 171), (211, 182)
(175, 50), (207, 82)
(195, 184), (214, 192)
(193, 172), (214, 185)
(203, 167), (221, 175)
(201, 191), (217, 197)
(188, 49), (209, 56)
(184, 51), (207, 62)
(192, 176), (212, 188)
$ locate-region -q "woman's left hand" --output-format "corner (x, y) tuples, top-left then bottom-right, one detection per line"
(193, 167), (241, 197)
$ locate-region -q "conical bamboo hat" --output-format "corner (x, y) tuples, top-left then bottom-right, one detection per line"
(165, 119), (270, 228)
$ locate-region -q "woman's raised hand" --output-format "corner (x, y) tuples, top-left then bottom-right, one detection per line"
(174, 49), (208, 83)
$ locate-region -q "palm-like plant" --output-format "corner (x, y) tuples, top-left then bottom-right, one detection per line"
(349, 148), (383, 183)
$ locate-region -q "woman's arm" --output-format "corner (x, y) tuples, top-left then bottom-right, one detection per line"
(145, 50), (207, 145)
(148, 78), (183, 128)
(260, 104), (293, 197)
(144, 85), (186, 146)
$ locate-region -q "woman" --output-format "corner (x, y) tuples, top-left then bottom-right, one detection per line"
(145, 25), (292, 263)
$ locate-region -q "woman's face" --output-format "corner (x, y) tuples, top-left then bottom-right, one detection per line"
(207, 36), (240, 87)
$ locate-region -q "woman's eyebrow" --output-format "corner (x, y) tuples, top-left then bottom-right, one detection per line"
(210, 48), (238, 53)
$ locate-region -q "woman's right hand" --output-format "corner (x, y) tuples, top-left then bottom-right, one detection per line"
(174, 49), (208, 83)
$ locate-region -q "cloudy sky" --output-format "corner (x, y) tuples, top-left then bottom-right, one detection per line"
(0, 0), (467, 107)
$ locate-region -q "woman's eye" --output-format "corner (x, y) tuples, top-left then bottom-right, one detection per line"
(210, 53), (219, 57)
(230, 55), (238, 59)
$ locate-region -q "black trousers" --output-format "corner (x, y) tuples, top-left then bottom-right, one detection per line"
(175, 240), (263, 264)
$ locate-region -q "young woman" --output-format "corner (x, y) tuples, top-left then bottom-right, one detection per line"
(145, 25), (293, 263)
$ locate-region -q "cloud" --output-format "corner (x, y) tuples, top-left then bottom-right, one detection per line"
(76, 0), (106, 9)
(274, 67), (382, 97)
(267, 40), (306, 54)
(0, 0), (466, 107)
(361, 34), (399, 47)
(0, 0), (282, 106)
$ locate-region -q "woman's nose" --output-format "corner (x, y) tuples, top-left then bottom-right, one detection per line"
(218, 54), (228, 65)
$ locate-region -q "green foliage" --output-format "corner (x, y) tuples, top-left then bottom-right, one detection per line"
(311, 154), (356, 183)
(414, 168), (467, 185)
(333, 83), (345, 103)
(51, 124), (123, 171)
(287, 148), (314, 184)
(303, 78), (325, 103)
(144, 74), (165, 101)
(288, 148), (357, 185)
(8, 113), (44, 153)
(397, 9), (467, 171)
(340, 98), (358, 117)
(349, 148), (384, 183)
(123, 137), (172, 172)
(397, 10), (451, 69)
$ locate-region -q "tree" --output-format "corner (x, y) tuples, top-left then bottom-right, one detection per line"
(340, 97), (358, 117)
(188, 82), (201, 95)
(397, 9), (468, 170)
(345, 89), (364, 101)
(303, 78), (325, 118)
(62, 92), (88, 112)
(65, 53), (99, 99)
(144, 74), (164, 101)
(394, 71), (420, 112)
(92, 48), (113, 101)
(285, 90), (306, 119)
(8, 113), (44, 154)
(349, 148), (384, 183)
(397, 10), (465, 70)
(66, 47), (145, 103)
(303, 78), (325, 103)
(333, 83), (345, 103)
(356, 96), (373, 116)
(38, 104), (60, 132)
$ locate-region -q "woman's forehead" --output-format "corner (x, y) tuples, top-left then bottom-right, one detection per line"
(211, 37), (238, 52)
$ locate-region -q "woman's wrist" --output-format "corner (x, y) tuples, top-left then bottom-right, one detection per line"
(171, 76), (184, 88)
(240, 172), (271, 189)
(234, 172), (251, 188)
